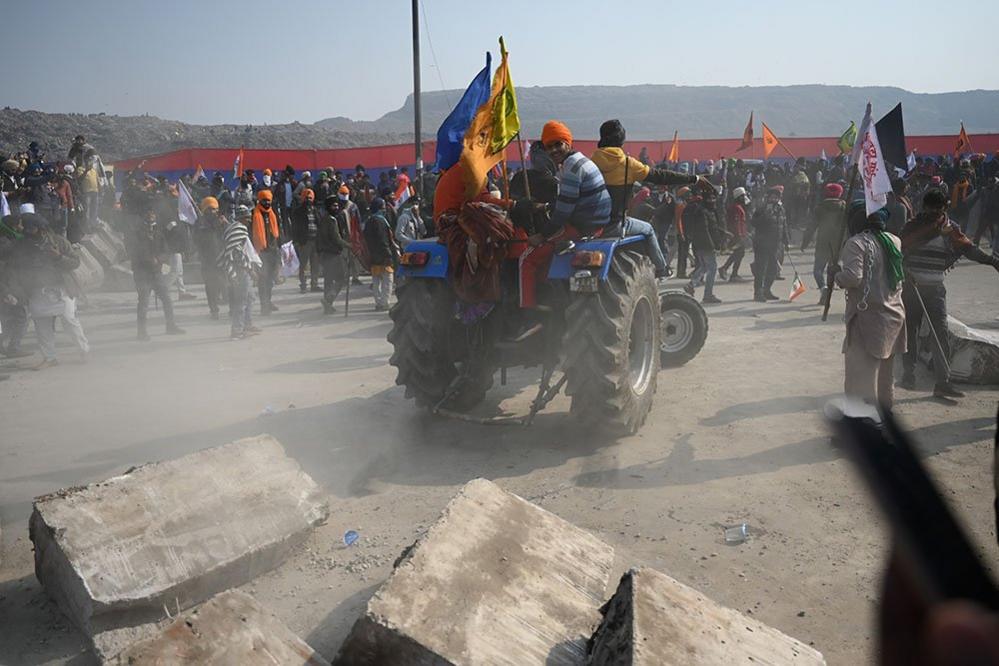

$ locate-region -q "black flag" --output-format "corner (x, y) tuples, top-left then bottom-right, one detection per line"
(875, 103), (907, 171)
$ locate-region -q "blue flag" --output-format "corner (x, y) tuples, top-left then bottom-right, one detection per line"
(435, 52), (491, 171)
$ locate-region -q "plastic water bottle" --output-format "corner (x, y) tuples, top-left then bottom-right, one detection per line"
(724, 524), (748, 544)
(343, 530), (359, 546)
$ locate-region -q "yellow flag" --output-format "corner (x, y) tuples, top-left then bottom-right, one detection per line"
(667, 131), (679, 162)
(762, 123), (779, 159)
(489, 37), (519, 154)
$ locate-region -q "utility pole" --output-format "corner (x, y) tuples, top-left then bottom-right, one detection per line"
(411, 0), (423, 200)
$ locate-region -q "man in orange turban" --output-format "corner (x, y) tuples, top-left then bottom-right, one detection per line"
(253, 189), (281, 314)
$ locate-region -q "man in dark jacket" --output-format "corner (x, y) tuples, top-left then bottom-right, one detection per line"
(317, 196), (352, 314)
(751, 186), (789, 302)
(682, 180), (724, 303)
(194, 197), (227, 319)
(4, 213), (90, 367)
(126, 209), (186, 340)
(291, 188), (321, 293)
(363, 197), (398, 311)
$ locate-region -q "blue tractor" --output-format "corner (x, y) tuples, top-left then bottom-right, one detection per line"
(388, 220), (707, 433)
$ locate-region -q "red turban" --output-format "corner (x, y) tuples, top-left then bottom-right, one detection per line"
(824, 183), (844, 199)
(541, 120), (572, 147)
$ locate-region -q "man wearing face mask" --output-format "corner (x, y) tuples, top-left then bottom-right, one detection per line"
(252, 189), (281, 314)
(682, 179), (724, 303)
(4, 213), (90, 367)
(317, 195), (352, 314)
(126, 209), (186, 340)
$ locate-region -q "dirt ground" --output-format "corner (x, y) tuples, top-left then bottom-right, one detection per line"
(1, 248), (997, 665)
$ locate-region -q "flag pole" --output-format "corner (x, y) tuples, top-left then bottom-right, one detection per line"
(411, 0), (424, 202)
(821, 163), (859, 321)
(514, 131), (532, 200)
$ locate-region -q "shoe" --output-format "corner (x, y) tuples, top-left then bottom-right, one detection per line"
(2, 348), (32, 359)
(765, 292), (780, 301)
(683, 282), (695, 296)
(230, 333), (245, 341)
(702, 294), (722, 304)
(299, 286), (307, 294)
(32, 358), (59, 371)
(210, 310), (220, 320)
(310, 286), (322, 293)
(754, 295), (767, 303)
(934, 383), (966, 399)
(655, 267), (672, 279)
(374, 304), (387, 312)
(729, 274), (745, 282)
(898, 373), (916, 390)
(323, 305), (337, 315)
(137, 330), (151, 342)
(244, 326), (262, 334)
(166, 325), (186, 335)
(717, 266), (729, 281)
(775, 275), (786, 281)
(178, 292), (198, 301)
(269, 303), (279, 312)
(352, 278), (363, 286)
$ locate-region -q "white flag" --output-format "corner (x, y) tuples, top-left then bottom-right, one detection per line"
(906, 150), (917, 172)
(852, 103), (892, 216)
(0, 191), (9, 218)
(177, 179), (199, 225)
(820, 148), (827, 162)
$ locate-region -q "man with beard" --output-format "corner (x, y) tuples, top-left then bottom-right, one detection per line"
(682, 179), (724, 303)
(291, 188), (321, 293)
(194, 197), (227, 319)
(126, 208), (186, 340)
(317, 195), (351, 314)
(251, 189), (281, 315)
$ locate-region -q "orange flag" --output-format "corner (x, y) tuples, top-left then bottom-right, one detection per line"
(667, 131), (679, 162)
(955, 122), (972, 156)
(738, 112), (754, 152)
(762, 123), (779, 159)
(789, 275), (807, 301)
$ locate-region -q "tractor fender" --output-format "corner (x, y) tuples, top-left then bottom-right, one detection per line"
(547, 235), (645, 280)
(397, 238), (448, 279)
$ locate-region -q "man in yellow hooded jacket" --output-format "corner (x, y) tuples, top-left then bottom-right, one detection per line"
(590, 119), (698, 278)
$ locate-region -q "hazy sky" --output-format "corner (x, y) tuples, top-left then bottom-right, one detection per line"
(4, 0), (998, 125)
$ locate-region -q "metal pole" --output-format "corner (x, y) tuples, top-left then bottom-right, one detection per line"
(411, 0), (424, 201)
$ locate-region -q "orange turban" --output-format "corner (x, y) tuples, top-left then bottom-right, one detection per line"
(541, 120), (572, 147)
(257, 189), (273, 202)
(301, 187), (315, 202)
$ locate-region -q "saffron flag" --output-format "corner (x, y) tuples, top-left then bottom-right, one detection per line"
(458, 38), (520, 198)
(737, 112), (754, 152)
(837, 121), (857, 155)
(435, 52), (492, 171)
(761, 123), (779, 159)
(489, 37), (519, 154)
(193, 164), (205, 181)
(232, 147), (244, 179)
(177, 179), (199, 225)
(852, 103), (893, 216)
(955, 122), (972, 156)
(789, 275), (807, 302)
(667, 131), (679, 162)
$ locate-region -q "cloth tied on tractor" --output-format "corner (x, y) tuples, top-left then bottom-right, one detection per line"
(438, 201), (514, 303)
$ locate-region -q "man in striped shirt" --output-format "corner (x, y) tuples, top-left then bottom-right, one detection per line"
(519, 120), (610, 310)
(899, 188), (999, 399)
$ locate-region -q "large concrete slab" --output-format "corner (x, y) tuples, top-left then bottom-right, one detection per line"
(587, 568), (825, 665)
(110, 590), (330, 666)
(334, 478), (615, 665)
(72, 243), (106, 292)
(30, 435), (329, 661)
(944, 316), (999, 384)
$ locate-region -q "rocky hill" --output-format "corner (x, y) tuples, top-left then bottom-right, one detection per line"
(319, 84), (999, 140)
(0, 108), (413, 163)
(4, 84), (998, 162)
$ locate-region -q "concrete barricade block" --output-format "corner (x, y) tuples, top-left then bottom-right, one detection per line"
(944, 316), (999, 384)
(30, 435), (329, 660)
(587, 568), (825, 665)
(109, 590), (330, 666)
(72, 244), (105, 293)
(335, 478), (615, 665)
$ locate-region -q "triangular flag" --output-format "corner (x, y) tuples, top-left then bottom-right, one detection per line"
(955, 122), (972, 156)
(667, 131), (679, 162)
(820, 148), (828, 162)
(789, 275), (807, 301)
(193, 164), (205, 181)
(761, 123), (779, 159)
(737, 112), (754, 152)
(906, 150), (917, 171)
(177, 179), (199, 225)
(0, 190), (10, 218)
(853, 103), (893, 216)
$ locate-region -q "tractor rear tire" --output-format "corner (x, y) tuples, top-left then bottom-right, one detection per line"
(659, 291), (709, 367)
(563, 250), (661, 434)
(388, 280), (492, 412)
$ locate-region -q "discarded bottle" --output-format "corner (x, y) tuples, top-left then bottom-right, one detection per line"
(259, 405), (275, 417)
(343, 530), (359, 546)
(724, 524), (749, 545)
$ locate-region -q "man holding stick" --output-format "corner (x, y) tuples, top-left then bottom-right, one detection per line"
(898, 188), (999, 400)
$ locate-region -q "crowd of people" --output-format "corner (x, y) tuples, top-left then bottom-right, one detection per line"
(3, 123), (999, 404)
